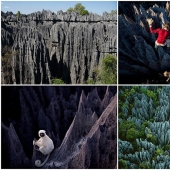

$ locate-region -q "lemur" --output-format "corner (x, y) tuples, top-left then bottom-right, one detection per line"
(33, 130), (54, 167)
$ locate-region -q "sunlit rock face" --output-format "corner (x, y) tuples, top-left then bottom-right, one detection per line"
(1, 10), (117, 84)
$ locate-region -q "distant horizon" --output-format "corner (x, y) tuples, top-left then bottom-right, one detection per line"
(1, 1), (117, 16)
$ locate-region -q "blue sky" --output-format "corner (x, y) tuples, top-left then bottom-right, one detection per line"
(1, 1), (117, 15)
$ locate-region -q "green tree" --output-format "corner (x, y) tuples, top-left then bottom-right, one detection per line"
(119, 120), (137, 140)
(74, 3), (85, 11)
(17, 11), (21, 19)
(138, 121), (149, 139)
(126, 128), (139, 141)
(67, 7), (74, 12)
(67, 3), (89, 15)
(101, 54), (117, 84)
(80, 9), (89, 15)
(119, 159), (128, 169)
(86, 54), (117, 84)
(111, 10), (117, 15)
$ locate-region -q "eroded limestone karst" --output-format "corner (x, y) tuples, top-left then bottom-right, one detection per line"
(1, 10), (117, 84)
(119, 2), (170, 84)
(2, 86), (117, 168)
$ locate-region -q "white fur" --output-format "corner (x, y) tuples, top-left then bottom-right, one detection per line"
(33, 130), (54, 167)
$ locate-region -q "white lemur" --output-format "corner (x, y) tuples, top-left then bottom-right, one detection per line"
(33, 130), (54, 167)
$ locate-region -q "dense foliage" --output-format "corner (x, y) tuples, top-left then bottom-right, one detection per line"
(119, 86), (170, 169)
(67, 3), (89, 15)
(87, 54), (117, 84)
(101, 54), (117, 84)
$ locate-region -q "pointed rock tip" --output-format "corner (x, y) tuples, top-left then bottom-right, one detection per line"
(78, 90), (89, 108)
(87, 87), (99, 100)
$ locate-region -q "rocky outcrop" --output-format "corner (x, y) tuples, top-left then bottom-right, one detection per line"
(1, 10), (117, 84)
(119, 2), (170, 84)
(1, 86), (117, 168)
(2, 123), (31, 168)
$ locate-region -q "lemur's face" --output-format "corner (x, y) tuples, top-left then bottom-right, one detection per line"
(39, 130), (46, 137)
(40, 133), (45, 137)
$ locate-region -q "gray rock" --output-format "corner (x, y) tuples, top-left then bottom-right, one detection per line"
(1, 86), (117, 168)
(1, 10), (117, 84)
(1, 123), (31, 168)
(119, 2), (170, 84)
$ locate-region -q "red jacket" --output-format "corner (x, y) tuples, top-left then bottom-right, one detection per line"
(150, 27), (170, 44)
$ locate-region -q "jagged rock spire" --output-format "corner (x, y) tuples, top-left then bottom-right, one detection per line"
(2, 123), (31, 168)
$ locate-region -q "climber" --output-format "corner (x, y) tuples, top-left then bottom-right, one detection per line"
(147, 18), (170, 49)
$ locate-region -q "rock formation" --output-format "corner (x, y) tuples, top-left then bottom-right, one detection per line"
(1, 86), (117, 168)
(119, 2), (170, 84)
(1, 10), (117, 84)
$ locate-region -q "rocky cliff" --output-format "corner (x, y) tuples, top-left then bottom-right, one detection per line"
(119, 2), (170, 84)
(1, 10), (117, 84)
(1, 86), (117, 168)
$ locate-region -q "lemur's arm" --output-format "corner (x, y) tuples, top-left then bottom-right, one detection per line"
(33, 138), (42, 147)
(35, 140), (42, 147)
(33, 138), (37, 145)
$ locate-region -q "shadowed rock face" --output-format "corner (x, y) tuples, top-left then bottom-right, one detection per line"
(1, 86), (117, 168)
(1, 10), (117, 84)
(119, 2), (170, 84)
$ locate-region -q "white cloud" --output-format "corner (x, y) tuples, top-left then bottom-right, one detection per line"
(5, 6), (9, 8)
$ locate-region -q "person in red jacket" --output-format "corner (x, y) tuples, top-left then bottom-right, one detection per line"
(147, 19), (170, 49)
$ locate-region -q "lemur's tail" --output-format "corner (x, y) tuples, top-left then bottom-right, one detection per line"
(35, 153), (50, 167)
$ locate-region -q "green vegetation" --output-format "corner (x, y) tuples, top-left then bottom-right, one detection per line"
(111, 10), (117, 15)
(86, 54), (117, 84)
(119, 86), (170, 169)
(119, 120), (137, 140)
(67, 3), (89, 15)
(17, 11), (21, 19)
(139, 162), (152, 169)
(101, 54), (117, 84)
(1, 46), (18, 84)
(51, 78), (65, 84)
(86, 78), (95, 84)
(119, 159), (128, 169)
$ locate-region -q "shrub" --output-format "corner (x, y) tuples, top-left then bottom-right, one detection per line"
(51, 78), (65, 84)
(101, 54), (117, 84)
